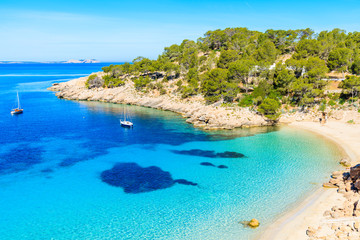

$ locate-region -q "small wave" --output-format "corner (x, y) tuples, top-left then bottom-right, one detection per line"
(17, 78), (75, 86)
(0, 74), (88, 77)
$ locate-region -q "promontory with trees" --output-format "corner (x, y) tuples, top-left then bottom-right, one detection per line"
(52, 27), (360, 126)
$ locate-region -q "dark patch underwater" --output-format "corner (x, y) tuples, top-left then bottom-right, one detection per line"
(0, 144), (44, 174)
(172, 149), (245, 158)
(100, 162), (197, 193)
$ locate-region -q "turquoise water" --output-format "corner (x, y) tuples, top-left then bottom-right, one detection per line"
(0, 64), (343, 239)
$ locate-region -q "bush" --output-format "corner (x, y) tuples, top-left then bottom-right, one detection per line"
(328, 100), (336, 106)
(133, 76), (151, 90)
(205, 95), (221, 104)
(181, 86), (196, 98)
(199, 65), (209, 72)
(319, 103), (326, 112)
(103, 75), (125, 88)
(328, 93), (340, 100)
(253, 96), (263, 106)
(199, 55), (207, 63)
(239, 94), (254, 107)
(176, 80), (182, 88)
(160, 89), (167, 95)
(85, 74), (104, 89)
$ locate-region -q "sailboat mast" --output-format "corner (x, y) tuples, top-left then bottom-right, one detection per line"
(17, 91), (20, 109)
(124, 106), (126, 121)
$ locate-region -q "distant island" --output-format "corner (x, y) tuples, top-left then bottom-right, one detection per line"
(63, 59), (100, 64)
(0, 59), (100, 64)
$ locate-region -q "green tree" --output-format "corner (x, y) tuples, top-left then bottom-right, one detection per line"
(327, 48), (351, 72)
(258, 98), (281, 121)
(273, 63), (296, 94)
(339, 76), (360, 100)
(351, 59), (360, 75)
(201, 68), (229, 103)
(217, 50), (239, 68)
(163, 44), (181, 62)
(304, 57), (328, 81)
(228, 59), (256, 93)
(253, 40), (278, 65)
(293, 39), (321, 59)
(202, 29), (227, 50)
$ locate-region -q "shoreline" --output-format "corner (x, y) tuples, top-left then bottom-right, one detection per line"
(48, 74), (360, 130)
(259, 121), (360, 240)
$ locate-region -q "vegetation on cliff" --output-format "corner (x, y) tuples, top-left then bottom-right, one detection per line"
(86, 28), (360, 120)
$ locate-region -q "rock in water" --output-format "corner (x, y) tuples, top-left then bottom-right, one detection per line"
(248, 219), (260, 228)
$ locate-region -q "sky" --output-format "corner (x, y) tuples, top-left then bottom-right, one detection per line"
(0, 0), (359, 62)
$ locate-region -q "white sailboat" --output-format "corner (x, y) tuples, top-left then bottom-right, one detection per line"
(120, 106), (133, 127)
(11, 91), (23, 115)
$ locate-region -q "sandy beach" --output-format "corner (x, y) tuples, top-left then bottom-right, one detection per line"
(259, 121), (360, 240)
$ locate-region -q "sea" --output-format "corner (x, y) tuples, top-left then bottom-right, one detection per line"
(0, 63), (344, 240)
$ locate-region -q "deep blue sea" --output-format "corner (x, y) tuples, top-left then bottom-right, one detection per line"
(0, 63), (343, 239)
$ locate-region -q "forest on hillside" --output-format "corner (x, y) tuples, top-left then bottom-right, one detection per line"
(87, 28), (360, 120)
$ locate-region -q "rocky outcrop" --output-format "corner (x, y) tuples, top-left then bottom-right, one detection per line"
(48, 74), (270, 130)
(309, 164), (360, 239)
(48, 74), (360, 130)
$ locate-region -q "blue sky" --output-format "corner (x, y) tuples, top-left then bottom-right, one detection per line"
(0, 0), (359, 62)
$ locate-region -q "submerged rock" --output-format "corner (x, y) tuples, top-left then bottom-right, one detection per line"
(174, 179), (197, 186)
(217, 165), (228, 169)
(217, 151), (245, 158)
(200, 162), (216, 167)
(101, 162), (197, 193)
(172, 149), (245, 158)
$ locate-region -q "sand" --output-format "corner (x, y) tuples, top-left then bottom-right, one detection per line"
(259, 121), (360, 240)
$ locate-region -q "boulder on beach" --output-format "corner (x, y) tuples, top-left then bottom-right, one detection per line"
(340, 158), (351, 167)
(323, 182), (338, 188)
(354, 179), (360, 191)
(350, 164), (360, 181)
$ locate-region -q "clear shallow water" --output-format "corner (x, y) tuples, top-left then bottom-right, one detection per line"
(0, 64), (343, 240)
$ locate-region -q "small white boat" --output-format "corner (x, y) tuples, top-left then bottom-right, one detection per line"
(11, 91), (23, 115)
(120, 120), (133, 127)
(120, 106), (133, 128)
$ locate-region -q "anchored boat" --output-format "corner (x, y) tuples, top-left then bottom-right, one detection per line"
(120, 106), (133, 127)
(11, 92), (23, 115)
